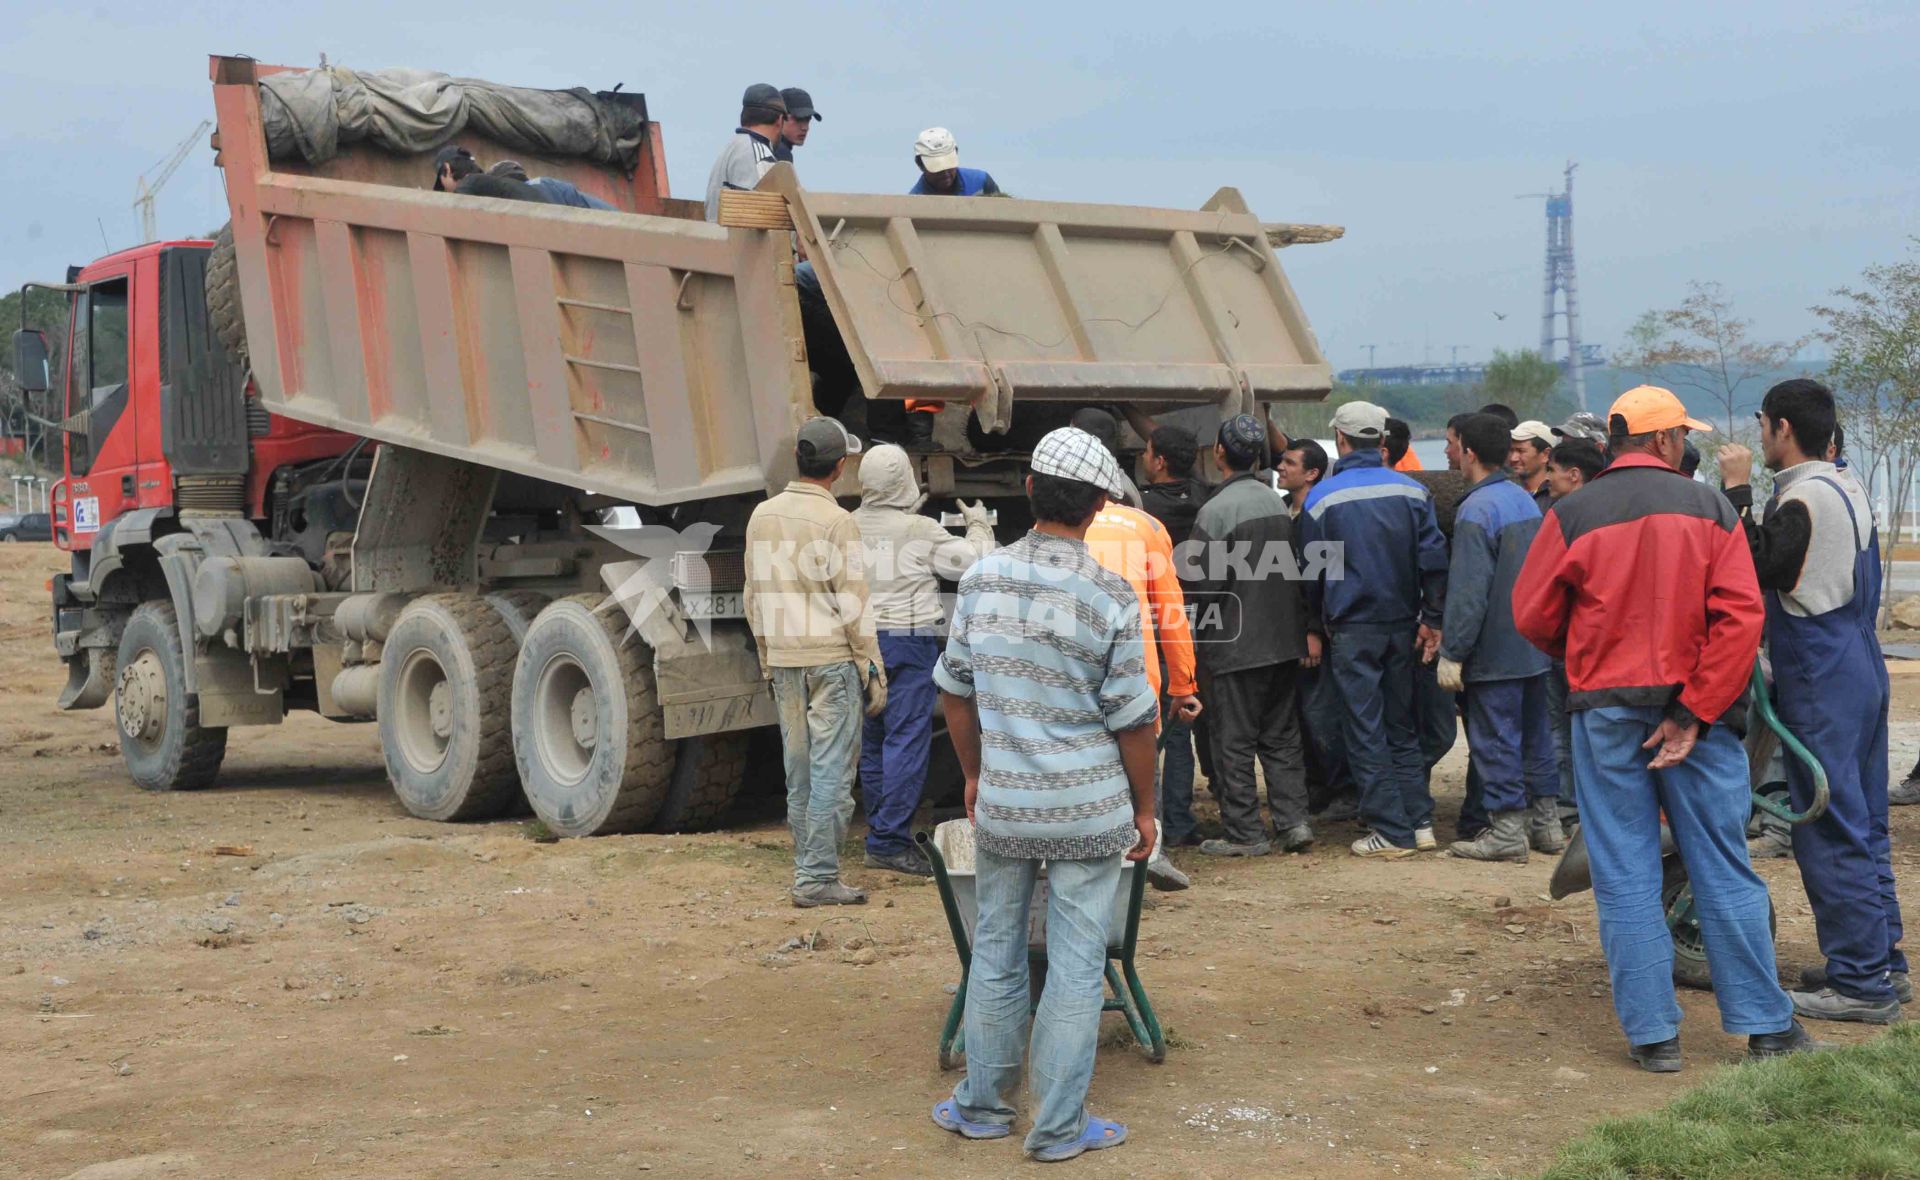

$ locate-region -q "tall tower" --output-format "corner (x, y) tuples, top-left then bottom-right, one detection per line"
(1534, 161), (1586, 411)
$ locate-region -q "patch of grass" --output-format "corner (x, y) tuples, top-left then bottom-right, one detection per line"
(1539, 1024), (1920, 1179)
(521, 819), (558, 844)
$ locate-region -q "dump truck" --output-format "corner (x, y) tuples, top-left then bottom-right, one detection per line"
(19, 55), (1333, 837)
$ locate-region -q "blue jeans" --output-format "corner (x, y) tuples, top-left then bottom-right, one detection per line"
(1157, 715), (1197, 844)
(1572, 705), (1794, 1043)
(1546, 661), (1576, 813)
(1328, 626), (1429, 847)
(953, 848), (1124, 1154)
(860, 631), (939, 856)
(771, 662), (862, 888)
(1463, 674), (1556, 813)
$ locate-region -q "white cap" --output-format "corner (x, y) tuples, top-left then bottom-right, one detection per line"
(1511, 420), (1556, 446)
(1330, 400), (1388, 440)
(914, 127), (960, 172)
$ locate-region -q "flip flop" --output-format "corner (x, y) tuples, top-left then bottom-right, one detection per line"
(1031, 1115), (1128, 1162)
(931, 1099), (1012, 1140)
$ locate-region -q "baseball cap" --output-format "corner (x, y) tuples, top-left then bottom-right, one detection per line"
(1216, 413), (1266, 466)
(915, 127), (960, 172)
(741, 83), (788, 112)
(1511, 420), (1555, 446)
(1608, 385), (1712, 435)
(1551, 411), (1607, 442)
(1032, 427), (1126, 500)
(795, 416), (861, 465)
(780, 88), (821, 120)
(488, 160), (529, 182)
(431, 144), (476, 190)
(1330, 400), (1388, 440)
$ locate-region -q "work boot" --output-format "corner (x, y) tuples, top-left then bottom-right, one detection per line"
(1748, 826), (1794, 859)
(1145, 848), (1192, 892)
(1748, 1019), (1822, 1060)
(1447, 810), (1530, 863)
(791, 881), (869, 908)
(1627, 1036), (1683, 1073)
(1789, 987), (1904, 1025)
(1891, 772), (1920, 806)
(1278, 824), (1315, 853)
(1350, 832), (1416, 860)
(1413, 826), (1438, 852)
(864, 846), (933, 878)
(1314, 793), (1360, 823)
(1199, 838), (1271, 858)
(1528, 797), (1568, 853)
(904, 411), (936, 449)
(1800, 964), (1913, 1005)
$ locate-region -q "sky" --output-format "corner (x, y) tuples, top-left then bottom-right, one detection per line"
(3, 1), (1914, 374)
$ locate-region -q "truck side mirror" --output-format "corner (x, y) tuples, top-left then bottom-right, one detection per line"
(11, 329), (49, 393)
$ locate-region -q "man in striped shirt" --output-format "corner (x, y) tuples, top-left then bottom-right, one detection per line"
(930, 427), (1158, 1162)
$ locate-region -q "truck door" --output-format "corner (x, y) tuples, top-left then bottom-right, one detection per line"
(64, 272), (136, 550)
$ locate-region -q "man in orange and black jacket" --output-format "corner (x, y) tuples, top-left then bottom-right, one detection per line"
(1512, 385), (1811, 1072)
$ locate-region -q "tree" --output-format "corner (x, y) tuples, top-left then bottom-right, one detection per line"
(1613, 281), (1805, 436)
(1478, 349), (1561, 420)
(1813, 240), (1920, 620)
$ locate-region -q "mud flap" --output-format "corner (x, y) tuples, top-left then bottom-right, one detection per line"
(57, 646), (116, 710)
(597, 559), (775, 740)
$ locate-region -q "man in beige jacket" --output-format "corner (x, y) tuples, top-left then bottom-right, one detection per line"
(745, 418), (887, 907)
(852, 444), (995, 875)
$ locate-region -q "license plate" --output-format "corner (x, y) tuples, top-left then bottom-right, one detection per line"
(680, 590), (745, 619)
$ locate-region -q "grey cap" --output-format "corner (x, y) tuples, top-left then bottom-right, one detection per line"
(1330, 400), (1388, 440)
(741, 83), (788, 111)
(1551, 411), (1607, 442)
(780, 87), (821, 119)
(796, 416), (861, 465)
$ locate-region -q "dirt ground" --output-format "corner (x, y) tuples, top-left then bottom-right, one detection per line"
(3, 544), (1917, 1180)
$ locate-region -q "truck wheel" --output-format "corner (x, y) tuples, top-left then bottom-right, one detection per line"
(115, 601), (227, 791)
(378, 594), (520, 821)
(512, 593), (673, 836)
(1664, 858), (1776, 991)
(206, 222), (248, 366)
(651, 732), (751, 833)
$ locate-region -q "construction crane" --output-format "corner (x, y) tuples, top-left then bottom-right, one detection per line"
(133, 120), (213, 244)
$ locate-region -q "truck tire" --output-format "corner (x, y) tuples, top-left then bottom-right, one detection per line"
(207, 222), (248, 367)
(1664, 858), (1776, 991)
(378, 594), (520, 821)
(115, 601), (227, 791)
(651, 732), (751, 833)
(512, 593), (673, 836)
(483, 590), (549, 644)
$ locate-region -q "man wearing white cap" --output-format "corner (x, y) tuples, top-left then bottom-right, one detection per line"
(1509, 420), (1556, 511)
(931, 427), (1156, 1161)
(909, 127), (1002, 196)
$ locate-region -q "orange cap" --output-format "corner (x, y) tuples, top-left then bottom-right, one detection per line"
(1607, 385), (1713, 435)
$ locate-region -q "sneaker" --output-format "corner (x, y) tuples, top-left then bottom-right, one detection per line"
(1628, 1036), (1682, 1073)
(1278, 824), (1315, 853)
(1748, 1019), (1823, 1060)
(1528, 797), (1568, 854)
(1800, 964), (1913, 1005)
(791, 881), (869, 908)
(1413, 826), (1438, 852)
(864, 846), (933, 877)
(1198, 838), (1271, 858)
(1789, 986), (1904, 1025)
(1350, 832), (1416, 860)
(1891, 775), (1920, 806)
(1145, 851), (1192, 892)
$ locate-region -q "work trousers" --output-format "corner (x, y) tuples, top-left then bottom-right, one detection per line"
(1573, 705), (1794, 1044)
(1463, 673), (1556, 814)
(1414, 658), (1458, 832)
(1546, 660), (1576, 813)
(1300, 661), (1353, 812)
(859, 631), (939, 856)
(1327, 627), (1429, 848)
(770, 661), (862, 888)
(1202, 661), (1308, 845)
(953, 849), (1124, 1155)
(1157, 715), (1198, 845)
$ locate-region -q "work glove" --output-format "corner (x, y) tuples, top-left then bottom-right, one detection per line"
(863, 662), (889, 718)
(957, 499), (991, 529)
(1436, 657), (1464, 694)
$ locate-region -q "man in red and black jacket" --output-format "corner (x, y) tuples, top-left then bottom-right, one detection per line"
(1512, 385), (1811, 1071)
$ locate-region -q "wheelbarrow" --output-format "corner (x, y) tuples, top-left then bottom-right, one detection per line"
(920, 821), (1166, 1070)
(1549, 659), (1830, 989)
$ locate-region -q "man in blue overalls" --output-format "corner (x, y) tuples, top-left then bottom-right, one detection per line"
(1719, 378), (1909, 1024)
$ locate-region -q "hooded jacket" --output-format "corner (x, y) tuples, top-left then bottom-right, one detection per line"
(851, 445), (996, 632)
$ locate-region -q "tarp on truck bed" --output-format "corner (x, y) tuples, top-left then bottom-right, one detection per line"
(260, 65), (645, 171)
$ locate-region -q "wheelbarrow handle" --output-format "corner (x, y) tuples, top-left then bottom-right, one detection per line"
(1749, 660), (1830, 826)
(918, 832), (974, 971)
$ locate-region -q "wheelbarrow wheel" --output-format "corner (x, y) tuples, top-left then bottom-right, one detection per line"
(1663, 857), (1776, 991)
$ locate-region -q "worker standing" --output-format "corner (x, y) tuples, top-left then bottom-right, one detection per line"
(773, 87), (821, 162)
(1513, 386), (1811, 1070)
(1718, 379), (1908, 1022)
(1540, 437), (1607, 828)
(1436, 415), (1559, 862)
(1509, 421), (1556, 511)
(931, 428), (1156, 1161)
(1280, 439), (1356, 823)
(1135, 424), (1207, 847)
(1299, 402), (1448, 857)
(744, 418), (887, 908)
(894, 128), (1001, 445)
(704, 84), (786, 221)
(1386, 417), (1424, 472)
(851, 444), (995, 877)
